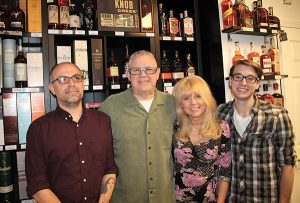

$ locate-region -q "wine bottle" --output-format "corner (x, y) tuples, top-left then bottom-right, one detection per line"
(172, 50), (184, 85)
(107, 50), (119, 85)
(48, 0), (59, 29)
(121, 45), (130, 85)
(69, 3), (80, 30)
(0, 4), (9, 31)
(9, 2), (25, 31)
(58, 0), (70, 29)
(272, 82), (284, 107)
(0, 151), (14, 202)
(82, 0), (96, 30)
(14, 38), (27, 87)
(160, 50), (172, 83)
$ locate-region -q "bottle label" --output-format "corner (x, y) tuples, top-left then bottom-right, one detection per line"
(253, 57), (260, 65)
(110, 66), (119, 77)
(11, 22), (22, 28)
(15, 63), (27, 81)
(48, 5), (59, 24)
(262, 58), (272, 69)
(4, 49), (14, 64)
(0, 184), (13, 193)
(270, 23), (278, 28)
(186, 66), (195, 76)
(60, 6), (70, 24)
(172, 72), (184, 79)
(0, 22), (5, 29)
(183, 18), (194, 36)
(273, 98), (283, 107)
(122, 73), (128, 79)
(70, 15), (80, 28)
(223, 8), (233, 19)
(161, 72), (172, 80)
(169, 18), (179, 35)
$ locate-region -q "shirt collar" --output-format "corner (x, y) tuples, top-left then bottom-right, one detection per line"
(124, 88), (165, 107)
(55, 104), (87, 121)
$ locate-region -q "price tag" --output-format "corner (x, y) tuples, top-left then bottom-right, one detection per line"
(5, 145), (17, 150)
(164, 82), (173, 87)
(162, 36), (171, 40)
(88, 30), (98, 35)
(272, 30), (278, 34)
(241, 27), (253, 32)
(31, 32), (42, 37)
(48, 29), (59, 34)
(260, 28), (267, 33)
(20, 144), (26, 149)
(115, 31), (124, 36)
(0, 146), (3, 151)
(174, 37), (182, 41)
(12, 88), (27, 92)
(8, 31), (22, 36)
(75, 30), (86, 35)
(186, 37), (194, 41)
(146, 33), (155, 37)
(111, 84), (121, 89)
(93, 85), (103, 90)
(62, 30), (73, 35)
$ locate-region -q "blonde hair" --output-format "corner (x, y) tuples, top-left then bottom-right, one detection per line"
(173, 76), (221, 141)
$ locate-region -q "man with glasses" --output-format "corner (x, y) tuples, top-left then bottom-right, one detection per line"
(25, 62), (117, 203)
(100, 50), (176, 202)
(217, 59), (295, 203)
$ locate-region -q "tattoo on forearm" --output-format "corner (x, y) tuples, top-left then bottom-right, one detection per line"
(100, 177), (115, 194)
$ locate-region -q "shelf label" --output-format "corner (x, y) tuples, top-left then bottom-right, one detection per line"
(12, 87), (40, 92)
(241, 27), (253, 32)
(260, 28), (267, 33)
(111, 84), (120, 89)
(84, 86), (89, 91)
(0, 146), (3, 151)
(62, 30), (73, 35)
(115, 31), (124, 36)
(186, 37), (194, 41)
(146, 33), (155, 37)
(163, 82), (173, 87)
(174, 37), (182, 41)
(48, 29), (59, 34)
(272, 30), (278, 34)
(7, 31), (22, 36)
(20, 144), (26, 149)
(30, 32), (42, 37)
(5, 145), (17, 150)
(93, 85), (103, 90)
(88, 30), (98, 35)
(75, 30), (86, 35)
(162, 36), (171, 40)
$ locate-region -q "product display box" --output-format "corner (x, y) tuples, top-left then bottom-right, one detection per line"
(30, 92), (45, 122)
(74, 40), (89, 89)
(91, 38), (104, 89)
(27, 53), (43, 87)
(17, 93), (31, 144)
(27, 0), (42, 33)
(57, 46), (72, 64)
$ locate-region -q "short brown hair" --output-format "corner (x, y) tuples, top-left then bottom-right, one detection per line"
(229, 59), (263, 80)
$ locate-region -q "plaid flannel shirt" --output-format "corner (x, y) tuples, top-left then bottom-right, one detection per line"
(217, 98), (296, 203)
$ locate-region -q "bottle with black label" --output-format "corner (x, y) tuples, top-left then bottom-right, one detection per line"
(121, 44), (130, 85)
(9, 1), (25, 31)
(14, 38), (27, 87)
(69, 3), (80, 30)
(0, 151), (14, 202)
(160, 50), (172, 83)
(172, 50), (184, 85)
(184, 53), (196, 77)
(82, 0), (96, 30)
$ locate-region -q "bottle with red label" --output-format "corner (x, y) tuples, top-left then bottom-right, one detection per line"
(247, 42), (260, 65)
(221, 0), (236, 29)
(260, 45), (272, 75)
(272, 82), (284, 107)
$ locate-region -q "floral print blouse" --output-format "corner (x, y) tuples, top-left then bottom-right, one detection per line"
(173, 121), (231, 202)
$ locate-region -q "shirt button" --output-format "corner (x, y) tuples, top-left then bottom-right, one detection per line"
(79, 142), (83, 145)
(82, 160), (85, 164)
(150, 177), (153, 181)
(149, 162), (152, 165)
(147, 132), (150, 135)
(77, 124), (79, 127)
(148, 147), (151, 150)
(150, 191), (153, 194)
(84, 197), (87, 200)
(65, 117), (67, 120)
(83, 178), (87, 182)
(69, 115), (71, 117)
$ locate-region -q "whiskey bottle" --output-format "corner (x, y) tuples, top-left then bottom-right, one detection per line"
(120, 45), (130, 85)
(169, 10), (179, 37)
(58, 0), (70, 30)
(107, 50), (119, 85)
(247, 42), (260, 64)
(184, 53), (196, 77)
(272, 82), (284, 107)
(14, 39), (27, 87)
(252, 0), (269, 32)
(160, 50), (172, 83)
(160, 12), (169, 36)
(260, 45), (272, 75)
(158, 3), (163, 33)
(242, 4), (253, 28)
(0, 152), (14, 202)
(232, 41), (244, 65)
(268, 37), (280, 75)
(232, 0), (246, 27)
(69, 3), (80, 30)
(48, 0), (59, 29)
(183, 10), (194, 38)
(178, 13), (184, 37)
(268, 7), (280, 32)
(221, 0), (236, 29)
(0, 4), (8, 31)
(82, 0), (96, 30)
(172, 50), (184, 85)
(262, 84), (274, 104)
(9, 3), (25, 32)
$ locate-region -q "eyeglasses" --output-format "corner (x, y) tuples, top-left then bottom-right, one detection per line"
(51, 74), (84, 84)
(128, 67), (158, 75)
(231, 73), (258, 84)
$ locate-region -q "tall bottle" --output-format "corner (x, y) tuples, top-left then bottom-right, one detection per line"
(58, 0), (70, 29)
(107, 50), (119, 85)
(48, 0), (59, 29)
(272, 82), (284, 107)
(183, 10), (194, 38)
(232, 0), (246, 27)
(252, 0), (269, 31)
(260, 44), (272, 75)
(0, 4), (9, 31)
(168, 10), (179, 37)
(15, 39), (27, 88)
(172, 50), (184, 85)
(82, 0), (96, 30)
(160, 50), (173, 83)
(221, 0), (236, 29)
(121, 45), (130, 85)
(160, 12), (169, 36)
(268, 37), (280, 75)
(268, 7), (280, 32)
(184, 53), (196, 77)
(232, 41), (244, 65)
(247, 42), (260, 64)
(0, 152), (14, 202)
(262, 84), (274, 104)
(69, 3), (80, 30)
(178, 13), (184, 37)
(9, 2), (26, 31)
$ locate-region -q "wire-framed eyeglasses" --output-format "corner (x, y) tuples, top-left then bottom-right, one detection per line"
(128, 67), (158, 75)
(231, 73), (258, 84)
(51, 74), (84, 84)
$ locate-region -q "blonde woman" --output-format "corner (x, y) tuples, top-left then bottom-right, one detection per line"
(172, 76), (231, 203)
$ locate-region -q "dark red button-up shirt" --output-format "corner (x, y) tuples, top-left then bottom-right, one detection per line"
(25, 105), (117, 203)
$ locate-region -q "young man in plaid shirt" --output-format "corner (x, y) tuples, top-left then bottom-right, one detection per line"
(217, 59), (296, 203)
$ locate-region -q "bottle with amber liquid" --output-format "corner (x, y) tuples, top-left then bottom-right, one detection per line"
(9, 2), (25, 32)
(0, 4), (9, 31)
(107, 50), (119, 85)
(169, 10), (179, 37)
(272, 82), (284, 107)
(260, 44), (272, 75)
(58, 0), (70, 29)
(232, 0), (246, 27)
(48, 0), (59, 29)
(252, 0), (269, 32)
(120, 45), (130, 85)
(183, 10), (194, 38)
(268, 37), (280, 75)
(268, 7), (280, 32)
(221, 0), (236, 29)
(184, 53), (196, 77)
(15, 39), (27, 87)
(232, 41), (244, 65)
(172, 50), (184, 85)
(160, 50), (173, 83)
(69, 3), (80, 30)
(247, 42), (260, 64)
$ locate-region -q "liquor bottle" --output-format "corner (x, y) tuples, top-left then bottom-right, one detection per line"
(255, 88), (264, 101)
(160, 50), (172, 83)
(160, 12), (169, 36)
(260, 44), (272, 75)
(69, 3), (80, 30)
(268, 37), (280, 75)
(272, 82), (284, 107)
(232, 41), (244, 65)
(9, 3), (26, 31)
(221, 0), (236, 29)
(183, 10), (194, 38)
(178, 13), (184, 37)
(0, 5), (8, 31)
(252, 0), (269, 31)
(58, 0), (70, 30)
(241, 4), (253, 27)
(268, 7), (280, 32)
(107, 50), (119, 85)
(48, 0), (59, 29)
(82, 0), (96, 30)
(158, 3), (164, 35)
(172, 50), (184, 85)
(0, 152), (14, 202)
(184, 53), (196, 77)
(262, 84), (274, 104)
(14, 39), (27, 87)
(120, 45), (130, 85)
(169, 10), (179, 37)
(247, 42), (260, 64)
(232, 0), (246, 27)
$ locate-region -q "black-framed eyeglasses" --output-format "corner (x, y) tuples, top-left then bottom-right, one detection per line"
(128, 67), (158, 75)
(51, 74), (84, 84)
(231, 73), (258, 84)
